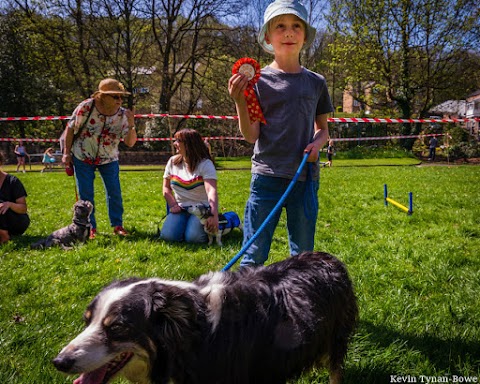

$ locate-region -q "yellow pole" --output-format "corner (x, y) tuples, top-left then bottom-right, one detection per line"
(386, 197), (409, 213)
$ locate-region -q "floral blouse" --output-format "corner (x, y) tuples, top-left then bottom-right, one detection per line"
(67, 98), (130, 165)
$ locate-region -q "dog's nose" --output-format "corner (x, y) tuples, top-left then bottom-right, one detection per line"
(52, 355), (75, 372)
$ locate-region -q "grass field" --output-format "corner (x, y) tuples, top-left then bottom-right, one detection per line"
(1, 159), (479, 383)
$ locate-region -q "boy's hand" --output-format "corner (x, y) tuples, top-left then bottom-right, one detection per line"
(304, 143), (320, 162)
(228, 73), (249, 104)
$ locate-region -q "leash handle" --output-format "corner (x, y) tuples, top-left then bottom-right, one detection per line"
(222, 151), (311, 271)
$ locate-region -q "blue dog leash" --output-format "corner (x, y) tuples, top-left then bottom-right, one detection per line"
(304, 159), (318, 220)
(222, 151), (312, 271)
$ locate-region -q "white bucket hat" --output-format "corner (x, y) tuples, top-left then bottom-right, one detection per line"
(258, 0), (316, 54)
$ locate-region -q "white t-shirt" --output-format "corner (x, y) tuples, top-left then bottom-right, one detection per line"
(163, 157), (217, 207)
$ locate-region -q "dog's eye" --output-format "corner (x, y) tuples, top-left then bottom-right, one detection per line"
(106, 323), (128, 338)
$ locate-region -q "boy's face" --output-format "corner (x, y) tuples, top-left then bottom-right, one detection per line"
(266, 14), (307, 56)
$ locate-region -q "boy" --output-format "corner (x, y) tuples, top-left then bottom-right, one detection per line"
(228, 0), (333, 266)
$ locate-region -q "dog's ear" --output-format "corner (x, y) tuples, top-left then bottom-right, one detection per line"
(150, 285), (197, 320)
(147, 282), (201, 342)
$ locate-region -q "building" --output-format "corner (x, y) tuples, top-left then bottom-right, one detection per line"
(342, 83), (374, 114)
(428, 100), (466, 120)
(466, 90), (480, 139)
(429, 94), (480, 139)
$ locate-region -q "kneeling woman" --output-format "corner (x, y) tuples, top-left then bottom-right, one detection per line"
(0, 152), (30, 244)
(161, 129), (219, 243)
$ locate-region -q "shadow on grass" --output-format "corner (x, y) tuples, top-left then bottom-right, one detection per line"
(116, 228), (244, 245)
(2, 234), (43, 250)
(345, 321), (480, 383)
(2, 230), (243, 252)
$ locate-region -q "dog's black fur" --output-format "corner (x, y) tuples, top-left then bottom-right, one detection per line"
(31, 200), (93, 249)
(53, 251), (358, 384)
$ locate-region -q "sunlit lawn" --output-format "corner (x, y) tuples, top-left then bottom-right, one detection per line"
(1, 159), (479, 383)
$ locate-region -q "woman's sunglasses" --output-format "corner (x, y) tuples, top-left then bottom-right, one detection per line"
(107, 94), (123, 100)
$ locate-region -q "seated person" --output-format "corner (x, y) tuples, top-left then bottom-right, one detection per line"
(0, 152), (30, 244)
(160, 129), (219, 243)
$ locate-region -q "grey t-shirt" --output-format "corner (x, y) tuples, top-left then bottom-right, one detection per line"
(251, 66), (333, 181)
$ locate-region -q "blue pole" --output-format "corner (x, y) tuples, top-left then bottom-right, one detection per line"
(408, 192), (413, 215)
(222, 152), (311, 272)
(384, 184), (388, 206)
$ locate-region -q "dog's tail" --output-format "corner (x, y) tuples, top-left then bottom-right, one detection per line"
(30, 239), (46, 250)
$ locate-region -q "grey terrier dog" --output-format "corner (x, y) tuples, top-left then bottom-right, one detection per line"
(186, 204), (242, 246)
(31, 200), (93, 250)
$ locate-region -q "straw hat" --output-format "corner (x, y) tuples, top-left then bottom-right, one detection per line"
(258, 0), (316, 54)
(91, 78), (131, 97)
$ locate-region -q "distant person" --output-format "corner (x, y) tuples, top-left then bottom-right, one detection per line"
(41, 147), (56, 172)
(62, 78), (137, 239)
(326, 139), (335, 167)
(228, 0), (333, 266)
(428, 136), (438, 161)
(14, 140), (29, 173)
(0, 152), (30, 244)
(160, 129), (219, 243)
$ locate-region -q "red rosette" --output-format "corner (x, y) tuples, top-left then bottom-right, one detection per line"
(232, 58), (261, 86)
(232, 58), (266, 124)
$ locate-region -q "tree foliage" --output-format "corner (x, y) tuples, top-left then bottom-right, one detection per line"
(328, 0), (480, 118)
(0, 0), (478, 150)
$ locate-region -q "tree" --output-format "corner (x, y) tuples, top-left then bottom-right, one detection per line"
(0, 10), (65, 138)
(89, 0), (155, 108)
(328, 0), (480, 148)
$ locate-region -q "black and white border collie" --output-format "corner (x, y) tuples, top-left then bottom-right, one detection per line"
(53, 251), (358, 384)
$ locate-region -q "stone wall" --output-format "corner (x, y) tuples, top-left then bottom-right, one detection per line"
(119, 151), (171, 165)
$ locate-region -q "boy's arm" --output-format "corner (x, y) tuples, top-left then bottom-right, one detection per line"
(228, 73), (260, 143)
(305, 113), (329, 162)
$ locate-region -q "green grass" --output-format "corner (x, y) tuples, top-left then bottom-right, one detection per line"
(1, 160), (479, 383)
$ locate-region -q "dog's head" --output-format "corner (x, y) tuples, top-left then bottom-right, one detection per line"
(73, 200), (93, 225)
(53, 278), (203, 384)
(186, 204), (211, 221)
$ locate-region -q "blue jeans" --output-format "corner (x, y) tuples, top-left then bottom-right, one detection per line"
(160, 210), (208, 243)
(73, 156), (124, 229)
(240, 174), (319, 267)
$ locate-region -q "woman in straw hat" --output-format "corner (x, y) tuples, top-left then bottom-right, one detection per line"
(62, 78), (137, 239)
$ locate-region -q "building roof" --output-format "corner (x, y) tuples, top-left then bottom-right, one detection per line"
(429, 100), (466, 116)
(467, 89), (480, 98)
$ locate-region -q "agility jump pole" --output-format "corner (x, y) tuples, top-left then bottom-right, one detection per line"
(384, 184), (413, 215)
